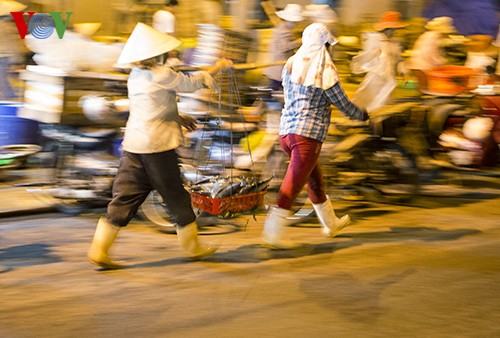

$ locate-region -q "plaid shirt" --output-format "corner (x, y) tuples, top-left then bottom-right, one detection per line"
(279, 69), (368, 142)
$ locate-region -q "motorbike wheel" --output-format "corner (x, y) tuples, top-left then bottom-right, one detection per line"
(363, 141), (420, 204)
(140, 191), (177, 234)
(140, 191), (241, 235)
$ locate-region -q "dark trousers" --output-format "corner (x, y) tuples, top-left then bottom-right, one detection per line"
(106, 150), (196, 227)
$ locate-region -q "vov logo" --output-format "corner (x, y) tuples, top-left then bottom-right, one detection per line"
(10, 12), (73, 39)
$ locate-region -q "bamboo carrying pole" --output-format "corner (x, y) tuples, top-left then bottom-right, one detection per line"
(173, 61), (286, 72)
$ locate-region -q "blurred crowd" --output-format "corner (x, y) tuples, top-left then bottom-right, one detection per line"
(0, 0), (499, 88)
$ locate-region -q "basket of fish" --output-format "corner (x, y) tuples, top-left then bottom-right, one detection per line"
(189, 175), (271, 215)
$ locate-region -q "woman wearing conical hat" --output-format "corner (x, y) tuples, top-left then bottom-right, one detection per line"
(88, 23), (232, 269)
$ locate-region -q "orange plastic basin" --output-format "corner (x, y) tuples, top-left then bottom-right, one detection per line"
(425, 65), (476, 95)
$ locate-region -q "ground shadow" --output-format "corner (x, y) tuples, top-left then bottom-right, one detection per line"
(346, 226), (480, 242)
(206, 226), (480, 263)
(122, 255), (218, 270)
(300, 269), (417, 323)
(123, 225), (481, 268)
(409, 193), (500, 209)
(0, 243), (61, 267)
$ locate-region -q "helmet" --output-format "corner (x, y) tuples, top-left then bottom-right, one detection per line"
(463, 117), (494, 141)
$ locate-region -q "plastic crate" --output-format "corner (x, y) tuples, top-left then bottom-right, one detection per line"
(190, 190), (267, 215)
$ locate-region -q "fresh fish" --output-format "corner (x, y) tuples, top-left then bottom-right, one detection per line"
(210, 177), (232, 198)
(193, 177), (212, 185)
(255, 177), (272, 192)
(239, 176), (258, 194)
(190, 182), (213, 195)
(216, 180), (244, 198)
(190, 174), (268, 198)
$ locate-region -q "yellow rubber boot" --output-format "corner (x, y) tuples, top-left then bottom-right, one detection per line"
(88, 217), (122, 269)
(176, 222), (218, 259)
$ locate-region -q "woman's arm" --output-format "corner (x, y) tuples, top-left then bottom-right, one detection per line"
(324, 83), (369, 121)
(155, 58), (233, 92)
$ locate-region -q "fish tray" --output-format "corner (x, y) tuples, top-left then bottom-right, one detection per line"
(190, 190), (267, 215)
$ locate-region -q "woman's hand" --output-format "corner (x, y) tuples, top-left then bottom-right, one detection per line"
(205, 58), (234, 75)
(179, 114), (197, 132)
(215, 58), (233, 70)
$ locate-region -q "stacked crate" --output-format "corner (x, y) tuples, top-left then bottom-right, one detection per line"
(188, 24), (253, 106)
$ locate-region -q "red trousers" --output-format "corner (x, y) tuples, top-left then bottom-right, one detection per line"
(277, 134), (327, 210)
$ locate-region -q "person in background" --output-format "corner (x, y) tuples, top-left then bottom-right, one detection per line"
(152, 0), (183, 67)
(263, 4), (304, 91)
(372, 11), (408, 77)
(303, 3), (339, 54)
(351, 11), (408, 112)
(88, 23), (232, 269)
(408, 16), (455, 71)
(152, 0), (176, 35)
(407, 16), (456, 90)
(0, 0), (28, 98)
(262, 23), (369, 249)
(303, 3), (337, 26)
(424, 0), (498, 38)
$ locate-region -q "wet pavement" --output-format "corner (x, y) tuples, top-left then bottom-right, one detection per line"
(1, 167), (500, 337)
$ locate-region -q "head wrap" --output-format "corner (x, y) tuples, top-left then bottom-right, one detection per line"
(285, 23), (339, 89)
(425, 16), (456, 34)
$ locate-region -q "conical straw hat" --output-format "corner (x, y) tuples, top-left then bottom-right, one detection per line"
(117, 22), (181, 64)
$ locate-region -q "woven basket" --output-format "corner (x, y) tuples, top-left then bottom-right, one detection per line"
(191, 190), (266, 215)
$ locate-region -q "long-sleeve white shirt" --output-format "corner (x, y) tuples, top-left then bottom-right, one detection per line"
(122, 65), (213, 154)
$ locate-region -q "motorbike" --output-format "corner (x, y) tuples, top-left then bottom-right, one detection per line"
(27, 125), (119, 215)
(397, 92), (499, 172)
(27, 94), (129, 215)
(259, 101), (421, 206)
(322, 102), (421, 204)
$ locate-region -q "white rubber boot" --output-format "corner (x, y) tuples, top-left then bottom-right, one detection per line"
(313, 199), (351, 237)
(176, 222), (218, 259)
(88, 217), (122, 269)
(262, 206), (300, 249)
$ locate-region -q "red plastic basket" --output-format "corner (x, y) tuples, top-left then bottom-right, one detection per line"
(190, 190), (267, 215)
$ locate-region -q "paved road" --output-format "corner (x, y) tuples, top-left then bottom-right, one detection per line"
(1, 188), (500, 337)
